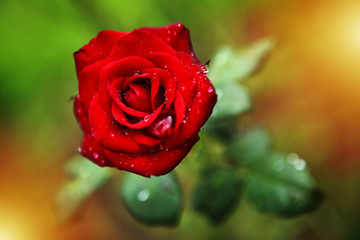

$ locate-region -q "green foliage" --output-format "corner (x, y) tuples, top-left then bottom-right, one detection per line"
(210, 83), (252, 121)
(54, 155), (111, 222)
(192, 168), (242, 223)
(227, 128), (272, 165)
(243, 153), (324, 217)
(207, 38), (274, 123)
(208, 38), (275, 86)
(120, 172), (183, 226)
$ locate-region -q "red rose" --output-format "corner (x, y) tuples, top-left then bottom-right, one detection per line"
(73, 23), (217, 177)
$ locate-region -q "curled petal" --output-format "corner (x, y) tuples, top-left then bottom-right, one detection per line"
(163, 73), (217, 149)
(80, 134), (114, 167)
(111, 102), (164, 129)
(89, 93), (150, 153)
(78, 58), (108, 110)
(74, 30), (126, 75)
(142, 68), (176, 109)
(73, 95), (91, 135)
(173, 91), (186, 130)
(139, 22), (196, 57)
(145, 52), (197, 108)
(104, 135), (199, 177)
(98, 56), (156, 112)
(110, 76), (149, 118)
(110, 30), (177, 60)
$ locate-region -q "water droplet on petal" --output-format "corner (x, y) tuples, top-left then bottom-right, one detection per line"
(130, 163), (134, 168)
(207, 87), (214, 93)
(144, 115), (150, 122)
(110, 133), (115, 137)
(93, 153), (99, 159)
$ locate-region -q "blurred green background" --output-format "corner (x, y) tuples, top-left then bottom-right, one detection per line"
(1, 0), (360, 239)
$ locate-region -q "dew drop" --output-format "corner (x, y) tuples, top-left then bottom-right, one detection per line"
(287, 153), (299, 165)
(294, 159), (306, 171)
(137, 190), (150, 202)
(144, 115), (150, 122)
(130, 163), (134, 168)
(207, 87), (214, 93)
(273, 159), (285, 172)
(110, 133), (115, 137)
(93, 153), (99, 159)
(77, 146), (82, 153)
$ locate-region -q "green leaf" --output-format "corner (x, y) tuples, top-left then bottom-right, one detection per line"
(227, 128), (272, 165)
(244, 153), (324, 218)
(54, 156), (111, 222)
(208, 83), (251, 122)
(192, 168), (241, 223)
(208, 38), (275, 86)
(121, 172), (183, 226)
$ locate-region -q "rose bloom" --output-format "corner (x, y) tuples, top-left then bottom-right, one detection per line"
(73, 23), (217, 177)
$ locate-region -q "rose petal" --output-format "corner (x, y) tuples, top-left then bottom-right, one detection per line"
(110, 76), (149, 118)
(145, 52), (197, 108)
(173, 90), (186, 130)
(111, 102), (164, 129)
(98, 56), (156, 112)
(104, 135), (199, 177)
(77, 58), (108, 110)
(110, 30), (176, 60)
(80, 134), (114, 167)
(163, 73), (217, 149)
(73, 95), (91, 134)
(89, 93), (150, 153)
(139, 22), (196, 56)
(142, 68), (176, 109)
(74, 30), (126, 75)
(127, 130), (165, 147)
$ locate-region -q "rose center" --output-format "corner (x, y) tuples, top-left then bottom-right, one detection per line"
(122, 79), (165, 113)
